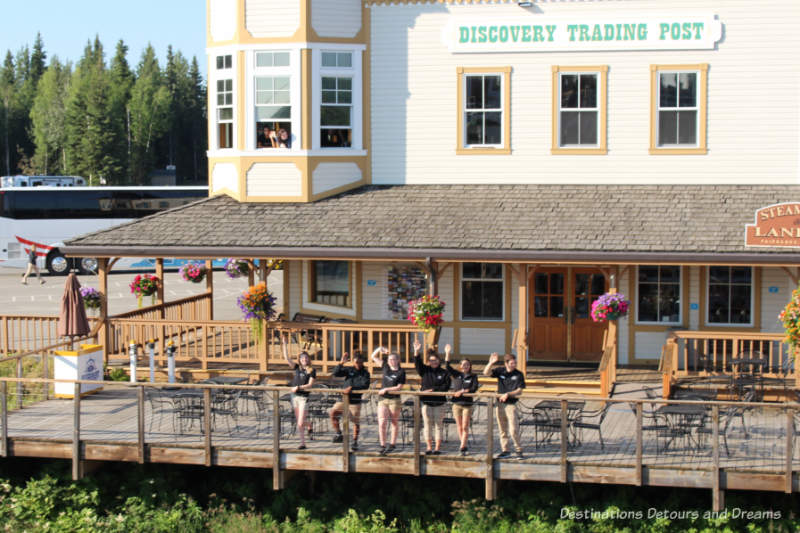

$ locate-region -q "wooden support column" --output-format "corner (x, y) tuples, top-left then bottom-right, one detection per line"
(248, 259), (256, 287)
(1, 381), (7, 458)
(485, 396), (496, 500)
(342, 394), (351, 473)
(509, 264), (528, 375)
(205, 259), (214, 321)
(272, 390), (282, 490)
(155, 259), (165, 308)
(635, 403), (643, 486)
(72, 383), (81, 480)
(560, 399), (569, 483)
(413, 395), (421, 476)
(786, 408), (794, 494)
(606, 273), (619, 390)
(97, 259), (109, 367)
(203, 388), (212, 467)
(259, 261), (268, 284)
(712, 405), (724, 511)
(2, 316), (8, 357)
(137, 386), (145, 464)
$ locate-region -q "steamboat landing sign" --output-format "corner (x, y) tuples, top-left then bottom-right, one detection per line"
(745, 203), (800, 248)
(442, 14), (722, 53)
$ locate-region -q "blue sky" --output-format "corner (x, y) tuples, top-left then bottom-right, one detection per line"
(1, 1), (208, 76)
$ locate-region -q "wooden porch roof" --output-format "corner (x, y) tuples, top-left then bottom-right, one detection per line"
(64, 184), (800, 264)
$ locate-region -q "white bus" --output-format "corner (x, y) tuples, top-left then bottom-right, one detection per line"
(0, 186), (210, 275)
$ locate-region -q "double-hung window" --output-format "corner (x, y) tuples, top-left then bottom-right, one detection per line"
(637, 266), (682, 324)
(310, 260), (351, 308)
(650, 64), (708, 154)
(254, 51), (293, 149)
(707, 267), (753, 325)
(214, 54), (234, 149)
(552, 66), (607, 154)
(320, 51), (353, 148)
(461, 263), (504, 321)
(457, 67), (511, 154)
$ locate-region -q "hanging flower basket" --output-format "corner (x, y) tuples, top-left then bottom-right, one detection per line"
(80, 287), (102, 311)
(225, 258), (250, 279)
(179, 262), (207, 283)
(129, 274), (159, 308)
(779, 283), (800, 352)
(407, 295), (445, 332)
(590, 292), (630, 322)
(237, 282), (277, 340)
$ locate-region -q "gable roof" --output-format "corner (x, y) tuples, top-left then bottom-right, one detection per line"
(63, 184), (800, 264)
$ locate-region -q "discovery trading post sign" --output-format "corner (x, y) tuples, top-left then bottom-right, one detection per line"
(745, 203), (800, 248)
(442, 14), (722, 53)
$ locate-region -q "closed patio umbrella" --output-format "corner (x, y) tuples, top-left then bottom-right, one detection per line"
(58, 273), (90, 340)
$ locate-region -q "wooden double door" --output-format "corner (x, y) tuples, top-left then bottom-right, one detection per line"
(529, 267), (608, 362)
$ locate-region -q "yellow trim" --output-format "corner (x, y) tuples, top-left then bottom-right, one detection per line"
(301, 49), (312, 150)
(698, 266), (761, 331)
(551, 65), (608, 155)
(54, 388), (103, 400)
(456, 66), (512, 155)
(300, 259), (358, 317)
(649, 63), (708, 155)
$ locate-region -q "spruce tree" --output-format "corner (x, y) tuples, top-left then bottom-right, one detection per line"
(129, 44), (170, 184)
(30, 56), (71, 174)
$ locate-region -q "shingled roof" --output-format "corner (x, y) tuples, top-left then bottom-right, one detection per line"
(63, 185), (800, 263)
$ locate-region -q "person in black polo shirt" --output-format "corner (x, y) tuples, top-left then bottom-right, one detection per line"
(281, 336), (316, 450)
(371, 346), (406, 455)
(444, 344), (479, 456)
(483, 352), (525, 458)
(413, 340), (450, 455)
(329, 351), (371, 451)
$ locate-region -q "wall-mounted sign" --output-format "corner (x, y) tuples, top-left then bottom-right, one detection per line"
(769, 286), (779, 294)
(745, 203), (800, 248)
(442, 14), (722, 53)
(690, 303), (699, 311)
(367, 279), (377, 287)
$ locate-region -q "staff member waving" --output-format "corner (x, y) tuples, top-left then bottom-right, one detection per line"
(444, 344), (479, 456)
(483, 352), (525, 458)
(413, 340), (450, 455)
(371, 346), (405, 455)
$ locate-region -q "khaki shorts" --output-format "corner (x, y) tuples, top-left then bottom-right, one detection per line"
(452, 403), (473, 420)
(331, 401), (362, 423)
(291, 394), (308, 411)
(378, 397), (402, 414)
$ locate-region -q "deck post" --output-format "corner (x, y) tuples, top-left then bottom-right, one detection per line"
(1, 316), (8, 356)
(513, 264), (528, 376)
(205, 260), (214, 321)
(137, 386), (145, 464)
(272, 389), (282, 490)
(560, 399), (568, 483)
(413, 395), (421, 476)
(42, 349), (49, 401)
(98, 259), (109, 367)
(635, 402), (643, 486)
(712, 405), (723, 511)
(485, 396), (496, 500)
(786, 408), (794, 494)
(1, 381), (7, 457)
(203, 388), (212, 467)
(72, 382), (81, 481)
(156, 259), (166, 357)
(16, 358), (23, 410)
(342, 393), (350, 473)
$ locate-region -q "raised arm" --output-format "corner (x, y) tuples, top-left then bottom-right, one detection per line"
(370, 346), (386, 367)
(483, 352), (499, 377)
(413, 339), (425, 376)
(281, 334), (293, 368)
(332, 352), (350, 377)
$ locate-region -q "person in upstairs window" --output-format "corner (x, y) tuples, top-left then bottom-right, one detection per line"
(21, 244), (44, 285)
(371, 346), (405, 455)
(329, 350), (371, 452)
(413, 340), (450, 455)
(276, 128), (291, 148)
(281, 335), (315, 450)
(257, 124), (277, 148)
(444, 344), (479, 456)
(483, 351), (525, 459)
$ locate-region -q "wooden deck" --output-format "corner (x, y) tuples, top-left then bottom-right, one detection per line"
(1, 379), (798, 508)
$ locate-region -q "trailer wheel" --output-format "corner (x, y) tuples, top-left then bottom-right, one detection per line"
(78, 257), (98, 275)
(46, 250), (71, 276)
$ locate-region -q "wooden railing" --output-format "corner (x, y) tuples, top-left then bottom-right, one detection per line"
(664, 330), (795, 384)
(598, 343), (616, 398)
(110, 292), (212, 322)
(1, 315), (100, 357)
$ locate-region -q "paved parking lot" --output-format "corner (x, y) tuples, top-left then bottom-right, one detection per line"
(0, 266), (284, 320)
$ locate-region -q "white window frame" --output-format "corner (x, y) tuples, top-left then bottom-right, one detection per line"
(211, 53), (236, 151)
(312, 47), (362, 151)
(462, 73), (504, 149)
(557, 70), (600, 148)
(252, 50), (295, 151)
(635, 266), (683, 326)
(705, 266), (755, 327)
(460, 263), (505, 322)
(656, 69), (700, 148)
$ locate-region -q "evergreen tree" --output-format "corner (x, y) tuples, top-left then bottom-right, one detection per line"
(29, 33), (46, 85)
(187, 56), (207, 184)
(129, 44), (170, 184)
(0, 51), (14, 175)
(107, 40), (134, 182)
(30, 56), (71, 174)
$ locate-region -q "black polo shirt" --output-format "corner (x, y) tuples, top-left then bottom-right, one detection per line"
(491, 367), (525, 404)
(381, 361), (406, 399)
(289, 364), (316, 397)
